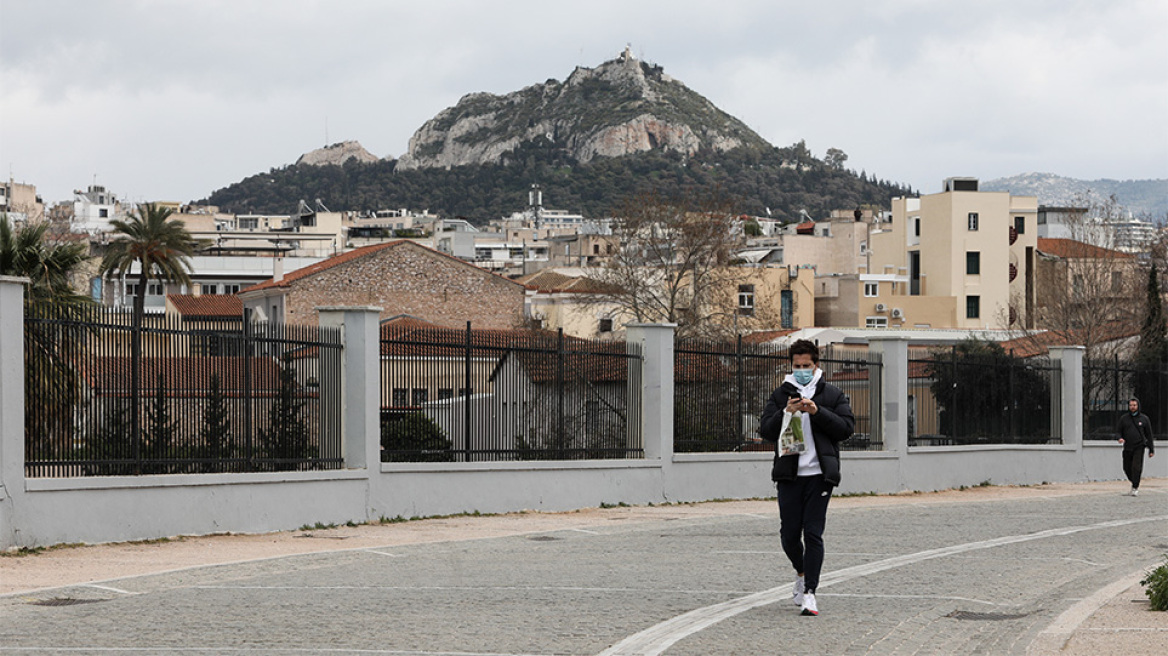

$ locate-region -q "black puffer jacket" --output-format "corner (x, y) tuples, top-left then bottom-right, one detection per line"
(759, 378), (855, 487)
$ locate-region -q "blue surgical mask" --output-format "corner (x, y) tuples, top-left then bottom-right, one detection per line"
(793, 369), (814, 386)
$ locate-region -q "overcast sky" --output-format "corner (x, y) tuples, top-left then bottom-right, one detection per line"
(2, 0), (1166, 207)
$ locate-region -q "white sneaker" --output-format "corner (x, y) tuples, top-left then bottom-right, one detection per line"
(1132, 488), (1139, 497)
(792, 576), (805, 606)
(801, 591), (819, 616)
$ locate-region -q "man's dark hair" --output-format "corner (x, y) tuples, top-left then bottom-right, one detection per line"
(789, 339), (819, 364)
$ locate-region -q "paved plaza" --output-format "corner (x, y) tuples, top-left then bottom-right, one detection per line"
(1, 480), (1166, 655)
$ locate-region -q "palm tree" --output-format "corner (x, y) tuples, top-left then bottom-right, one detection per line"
(99, 202), (198, 325)
(99, 203), (198, 468)
(1, 214), (94, 463)
(0, 215), (90, 304)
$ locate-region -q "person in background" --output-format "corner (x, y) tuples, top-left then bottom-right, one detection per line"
(759, 339), (854, 616)
(1117, 397), (1155, 496)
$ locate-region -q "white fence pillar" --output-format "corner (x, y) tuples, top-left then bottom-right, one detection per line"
(868, 337), (909, 454)
(625, 324), (676, 462)
(1048, 346), (1084, 450)
(317, 306), (383, 472)
(0, 276), (28, 548)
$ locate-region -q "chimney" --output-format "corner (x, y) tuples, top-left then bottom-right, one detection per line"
(273, 255), (284, 282)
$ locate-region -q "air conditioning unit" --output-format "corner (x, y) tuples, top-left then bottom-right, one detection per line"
(874, 303), (887, 313)
(891, 308), (904, 319)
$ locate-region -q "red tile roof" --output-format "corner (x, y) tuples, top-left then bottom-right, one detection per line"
(167, 294), (242, 319)
(1037, 238), (1136, 260)
(241, 240), (525, 293)
(743, 329), (799, 344)
(998, 324), (1139, 358)
(80, 356), (286, 396)
(519, 270), (619, 294)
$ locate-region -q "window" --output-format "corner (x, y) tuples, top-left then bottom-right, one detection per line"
(437, 388), (454, 401)
(1014, 216), (1025, 234)
(223, 284), (240, 294)
(1112, 271), (1123, 293)
(866, 316), (888, 328)
(859, 240), (867, 254)
(966, 295), (980, 319)
(239, 218), (259, 230)
(737, 284), (755, 315)
(458, 387), (473, 396)
(914, 217), (921, 237)
(99, 208), (109, 218)
(391, 388), (408, 406)
(1073, 275), (1084, 297)
(598, 317), (614, 333)
(411, 388), (428, 405)
(593, 244), (600, 255)
(968, 213), (979, 231)
(147, 282), (163, 296)
(124, 282), (139, 297)
(864, 282), (878, 297)
(201, 284), (218, 295)
(966, 251), (980, 275)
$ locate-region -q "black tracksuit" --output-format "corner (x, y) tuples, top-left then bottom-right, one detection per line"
(1117, 403), (1155, 490)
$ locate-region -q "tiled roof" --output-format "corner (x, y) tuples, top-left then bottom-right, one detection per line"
(241, 240), (525, 293)
(167, 294), (242, 319)
(79, 356), (286, 396)
(519, 269), (619, 294)
(1037, 238), (1136, 260)
(743, 329), (799, 344)
(998, 324), (1139, 358)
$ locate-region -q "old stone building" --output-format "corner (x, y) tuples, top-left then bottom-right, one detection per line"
(239, 240), (526, 328)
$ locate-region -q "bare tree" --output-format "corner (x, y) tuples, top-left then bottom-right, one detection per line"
(585, 189), (750, 339)
(1015, 194), (1143, 358)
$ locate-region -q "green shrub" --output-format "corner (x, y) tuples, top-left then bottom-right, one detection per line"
(1142, 555), (1168, 611)
(381, 412), (453, 462)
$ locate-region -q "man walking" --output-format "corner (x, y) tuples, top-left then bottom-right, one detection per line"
(759, 339), (854, 616)
(1117, 398), (1156, 496)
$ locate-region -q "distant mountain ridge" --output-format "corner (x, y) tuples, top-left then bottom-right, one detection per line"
(982, 173), (1167, 218)
(396, 47), (772, 170)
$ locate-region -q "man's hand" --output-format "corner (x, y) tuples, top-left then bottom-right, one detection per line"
(801, 399), (818, 415)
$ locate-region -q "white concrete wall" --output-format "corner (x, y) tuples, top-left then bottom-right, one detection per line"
(1, 280), (1161, 549)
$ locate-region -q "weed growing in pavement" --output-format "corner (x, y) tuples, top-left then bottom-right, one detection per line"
(1141, 555), (1168, 611)
(599, 502), (631, 508)
(298, 521), (338, 531)
(836, 491), (879, 498)
(977, 479), (993, 487)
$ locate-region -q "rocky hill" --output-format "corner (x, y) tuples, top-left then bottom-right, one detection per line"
(982, 172), (1167, 218)
(201, 51), (913, 220)
(295, 141), (380, 167)
(396, 48), (771, 170)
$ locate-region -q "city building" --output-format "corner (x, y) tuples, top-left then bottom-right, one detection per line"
(841, 177), (1038, 330)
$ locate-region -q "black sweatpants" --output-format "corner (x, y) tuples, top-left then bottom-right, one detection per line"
(1122, 448), (1146, 489)
(777, 474), (832, 592)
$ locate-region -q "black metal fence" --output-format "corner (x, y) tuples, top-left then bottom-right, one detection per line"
(24, 302), (343, 476)
(1083, 356), (1168, 442)
(379, 322), (642, 462)
(906, 345), (1061, 446)
(674, 337), (883, 452)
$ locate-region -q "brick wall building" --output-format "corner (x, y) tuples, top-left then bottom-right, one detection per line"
(239, 240), (526, 328)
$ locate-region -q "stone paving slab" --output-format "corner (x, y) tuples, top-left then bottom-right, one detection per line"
(0, 479), (1164, 655)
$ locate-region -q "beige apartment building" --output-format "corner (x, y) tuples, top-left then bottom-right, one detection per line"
(838, 178), (1038, 330)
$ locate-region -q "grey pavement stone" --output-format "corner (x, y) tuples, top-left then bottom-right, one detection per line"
(0, 490), (1164, 655)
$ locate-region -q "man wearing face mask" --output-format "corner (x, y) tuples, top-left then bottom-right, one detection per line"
(1117, 397), (1155, 496)
(759, 339), (854, 616)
